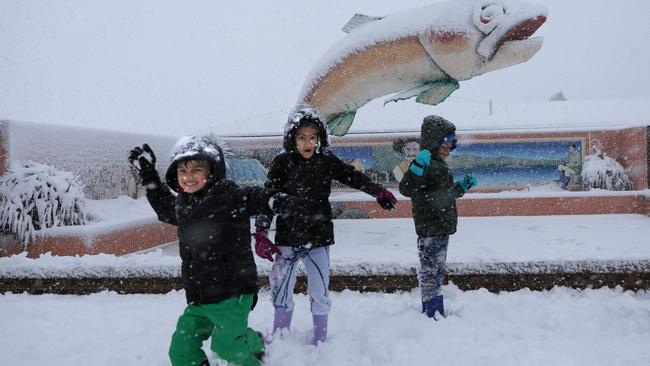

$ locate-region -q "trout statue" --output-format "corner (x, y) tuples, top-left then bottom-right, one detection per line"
(297, 0), (548, 136)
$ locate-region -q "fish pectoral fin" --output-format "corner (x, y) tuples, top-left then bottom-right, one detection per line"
(415, 80), (460, 105)
(383, 85), (432, 105)
(341, 14), (384, 33)
(327, 110), (357, 136)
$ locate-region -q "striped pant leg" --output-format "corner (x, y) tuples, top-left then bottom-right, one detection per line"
(417, 235), (449, 302)
(303, 247), (331, 315)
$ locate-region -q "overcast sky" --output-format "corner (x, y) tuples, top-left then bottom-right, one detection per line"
(2, 0), (649, 137)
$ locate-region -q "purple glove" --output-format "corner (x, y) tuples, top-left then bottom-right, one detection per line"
(253, 230), (279, 262)
(375, 187), (397, 210)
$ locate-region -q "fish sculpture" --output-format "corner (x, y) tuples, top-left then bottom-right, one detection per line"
(297, 0), (548, 136)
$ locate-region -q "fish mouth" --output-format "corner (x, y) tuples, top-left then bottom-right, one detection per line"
(475, 15), (545, 76)
(496, 15), (547, 54)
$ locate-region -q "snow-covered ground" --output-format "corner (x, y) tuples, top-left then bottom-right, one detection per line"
(3, 212), (650, 279)
(1, 286), (648, 366)
(6, 205), (650, 364)
(2, 197), (649, 365)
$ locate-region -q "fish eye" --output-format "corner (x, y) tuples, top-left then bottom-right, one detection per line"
(480, 4), (504, 24)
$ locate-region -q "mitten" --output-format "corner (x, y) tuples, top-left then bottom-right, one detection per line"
(253, 230), (279, 262)
(375, 187), (397, 210)
(409, 149), (431, 176)
(458, 174), (478, 192)
(128, 144), (160, 188)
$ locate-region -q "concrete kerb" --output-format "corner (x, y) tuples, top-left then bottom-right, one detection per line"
(2, 260), (648, 295)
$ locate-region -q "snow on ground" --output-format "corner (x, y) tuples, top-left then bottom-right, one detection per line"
(3, 212), (650, 278)
(0, 286), (648, 366)
(2, 196), (649, 365)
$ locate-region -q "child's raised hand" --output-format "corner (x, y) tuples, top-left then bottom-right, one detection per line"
(128, 143), (160, 188)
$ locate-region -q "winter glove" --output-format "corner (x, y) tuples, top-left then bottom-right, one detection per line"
(253, 230), (279, 262)
(270, 193), (319, 222)
(375, 187), (397, 210)
(128, 143), (161, 189)
(458, 174), (478, 192)
(409, 149), (431, 176)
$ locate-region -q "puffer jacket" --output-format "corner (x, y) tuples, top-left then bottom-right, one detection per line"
(399, 116), (465, 237)
(147, 135), (275, 305)
(255, 105), (382, 247)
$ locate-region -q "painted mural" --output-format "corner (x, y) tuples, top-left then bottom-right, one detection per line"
(449, 140), (583, 188)
(232, 137), (584, 191)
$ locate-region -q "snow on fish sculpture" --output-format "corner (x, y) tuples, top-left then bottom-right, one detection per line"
(297, 0), (548, 136)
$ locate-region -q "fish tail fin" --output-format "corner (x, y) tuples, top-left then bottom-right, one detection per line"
(327, 110), (357, 136)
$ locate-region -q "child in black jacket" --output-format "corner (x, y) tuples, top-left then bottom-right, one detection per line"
(399, 116), (477, 319)
(253, 105), (397, 345)
(129, 136), (313, 366)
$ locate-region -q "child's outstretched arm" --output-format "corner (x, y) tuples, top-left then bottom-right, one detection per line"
(254, 155), (286, 232)
(237, 185), (316, 222)
(329, 152), (396, 210)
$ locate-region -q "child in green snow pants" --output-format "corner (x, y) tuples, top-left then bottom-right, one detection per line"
(168, 294), (264, 366)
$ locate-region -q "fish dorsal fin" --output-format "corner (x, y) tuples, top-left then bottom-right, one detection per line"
(341, 14), (384, 33)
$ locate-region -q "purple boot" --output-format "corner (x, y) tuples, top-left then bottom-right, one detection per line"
(422, 295), (445, 320)
(273, 309), (293, 333)
(312, 314), (328, 345)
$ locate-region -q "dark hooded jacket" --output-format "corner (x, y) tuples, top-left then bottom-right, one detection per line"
(399, 116), (465, 237)
(255, 105), (382, 247)
(146, 136), (275, 305)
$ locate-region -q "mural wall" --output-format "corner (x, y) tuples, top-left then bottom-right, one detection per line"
(228, 134), (587, 191)
(449, 139), (582, 189)
(2, 120), (646, 199)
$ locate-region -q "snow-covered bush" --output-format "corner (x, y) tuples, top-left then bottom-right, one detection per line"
(581, 142), (634, 191)
(0, 161), (88, 246)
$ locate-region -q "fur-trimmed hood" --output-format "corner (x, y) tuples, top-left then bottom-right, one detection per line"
(283, 104), (330, 154)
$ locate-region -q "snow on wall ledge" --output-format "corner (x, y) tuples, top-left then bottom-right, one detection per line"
(1, 251), (647, 279)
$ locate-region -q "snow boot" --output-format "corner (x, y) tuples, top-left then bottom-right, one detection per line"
(273, 309), (293, 333)
(422, 295), (445, 320)
(312, 314), (328, 345)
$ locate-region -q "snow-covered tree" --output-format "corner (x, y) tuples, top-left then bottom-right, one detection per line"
(0, 161), (88, 246)
(581, 141), (634, 191)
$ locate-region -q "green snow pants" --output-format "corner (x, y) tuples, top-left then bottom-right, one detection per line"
(168, 294), (264, 366)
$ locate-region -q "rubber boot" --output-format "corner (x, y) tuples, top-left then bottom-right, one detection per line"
(422, 295), (445, 320)
(312, 314), (328, 345)
(273, 309), (293, 333)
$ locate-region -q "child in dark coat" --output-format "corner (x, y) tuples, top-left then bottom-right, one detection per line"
(129, 136), (313, 366)
(399, 115), (477, 319)
(253, 105), (397, 345)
